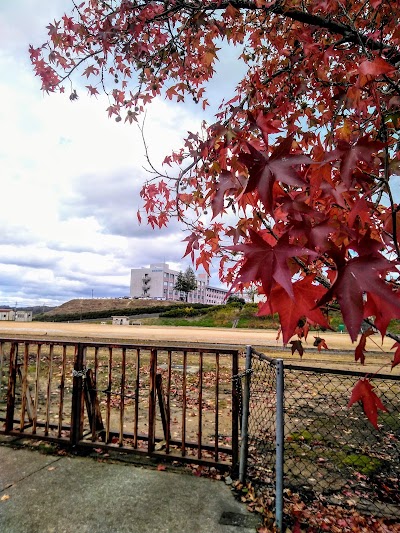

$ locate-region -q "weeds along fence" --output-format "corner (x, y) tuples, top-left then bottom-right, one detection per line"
(240, 346), (400, 530)
(0, 339), (240, 469)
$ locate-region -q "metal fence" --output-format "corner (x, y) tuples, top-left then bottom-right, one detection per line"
(240, 347), (400, 530)
(3, 338), (400, 530)
(0, 338), (240, 469)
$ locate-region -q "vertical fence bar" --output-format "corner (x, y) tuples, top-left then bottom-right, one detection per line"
(80, 347), (87, 436)
(156, 373), (169, 441)
(239, 345), (252, 483)
(20, 342), (29, 431)
(44, 344), (54, 436)
(106, 346), (113, 444)
(275, 358), (284, 533)
(231, 350), (239, 471)
(70, 343), (85, 446)
(32, 344), (41, 434)
(5, 343), (17, 433)
(134, 348), (140, 448)
(0, 341), (4, 399)
(197, 351), (203, 459)
(214, 351), (220, 462)
(181, 350), (187, 457)
(166, 350), (172, 454)
(119, 347), (126, 446)
(148, 348), (157, 453)
(91, 346), (99, 442)
(57, 345), (67, 438)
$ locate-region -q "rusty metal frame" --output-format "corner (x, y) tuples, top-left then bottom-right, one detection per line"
(0, 338), (240, 471)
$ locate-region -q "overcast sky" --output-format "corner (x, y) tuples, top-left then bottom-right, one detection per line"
(0, 1), (245, 307)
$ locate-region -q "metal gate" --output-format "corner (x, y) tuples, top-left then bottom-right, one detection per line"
(0, 338), (240, 470)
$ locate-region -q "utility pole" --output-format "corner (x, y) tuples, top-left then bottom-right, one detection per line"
(91, 289), (94, 299)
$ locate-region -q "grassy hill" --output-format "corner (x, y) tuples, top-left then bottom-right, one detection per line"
(35, 298), (202, 322)
(44, 298), (182, 317)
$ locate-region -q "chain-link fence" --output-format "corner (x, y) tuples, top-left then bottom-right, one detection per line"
(241, 347), (400, 530)
(283, 365), (400, 517)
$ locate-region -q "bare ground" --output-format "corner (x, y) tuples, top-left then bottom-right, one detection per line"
(1, 321), (399, 374)
(2, 322), (399, 519)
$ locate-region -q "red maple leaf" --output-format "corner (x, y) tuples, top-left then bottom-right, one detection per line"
(390, 342), (400, 369)
(334, 137), (383, 188)
(239, 136), (311, 213)
(347, 196), (373, 228)
(363, 291), (400, 339)
(354, 327), (375, 365)
(298, 221), (334, 252)
(182, 232), (200, 261)
(313, 336), (329, 351)
(230, 231), (317, 299)
(317, 254), (400, 342)
(211, 171), (246, 218)
(258, 276), (331, 344)
(254, 110), (282, 139)
(348, 379), (387, 429)
(358, 57), (395, 87)
(290, 340), (304, 357)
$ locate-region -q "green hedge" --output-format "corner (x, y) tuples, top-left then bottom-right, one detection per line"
(160, 306), (212, 318)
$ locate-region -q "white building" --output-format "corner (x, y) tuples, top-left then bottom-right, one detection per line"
(15, 311), (33, 322)
(0, 309), (15, 321)
(130, 263), (228, 305)
(0, 309), (33, 321)
(112, 316), (130, 325)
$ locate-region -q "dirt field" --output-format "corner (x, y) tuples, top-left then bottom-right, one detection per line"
(1, 321), (399, 515)
(1, 321), (399, 374)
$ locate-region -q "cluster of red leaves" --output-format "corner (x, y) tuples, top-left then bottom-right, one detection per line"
(32, 1), (400, 426)
(286, 499), (400, 533)
(288, 335), (329, 358)
(233, 481), (400, 533)
(348, 379), (388, 430)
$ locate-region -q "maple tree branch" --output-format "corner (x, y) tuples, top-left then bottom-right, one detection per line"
(382, 74), (400, 96)
(335, 0), (371, 60)
(204, 0), (400, 64)
(139, 116), (171, 180)
(363, 317), (400, 344)
(379, 110), (400, 260)
(51, 47), (103, 89)
(94, 1), (400, 67)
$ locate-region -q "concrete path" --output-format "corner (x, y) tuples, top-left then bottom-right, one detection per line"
(0, 440), (261, 533)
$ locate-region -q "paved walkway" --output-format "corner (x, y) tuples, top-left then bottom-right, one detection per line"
(0, 439), (261, 533)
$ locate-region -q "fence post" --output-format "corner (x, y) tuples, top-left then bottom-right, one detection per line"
(275, 358), (284, 532)
(5, 343), (18, 433)
(239, 345), (252, 484)
(70, 343), (85, 446)
(148, 348), (157, 454)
